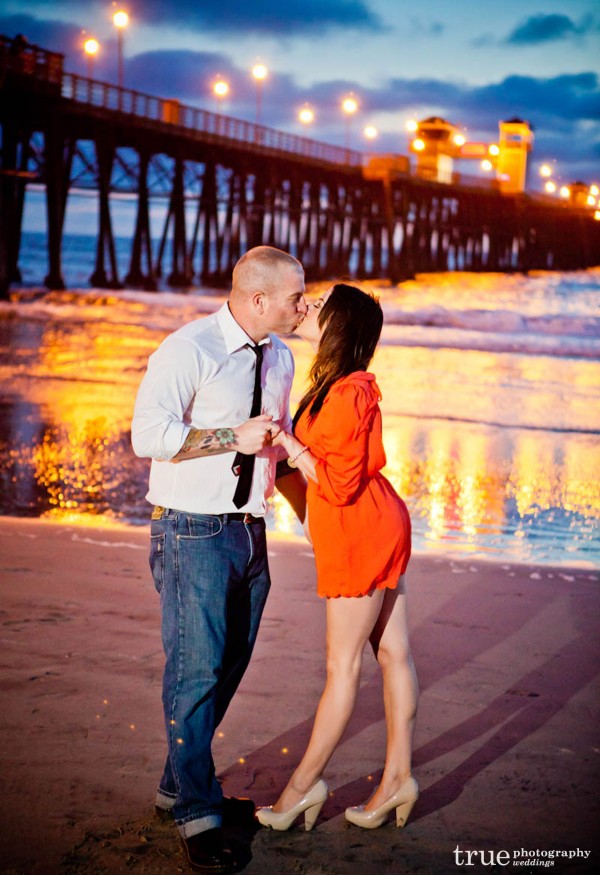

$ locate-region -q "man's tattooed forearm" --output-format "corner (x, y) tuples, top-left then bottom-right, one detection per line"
(174, 427), (238, 460)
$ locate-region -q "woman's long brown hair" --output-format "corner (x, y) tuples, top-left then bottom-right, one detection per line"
(294, 283), (383, 426)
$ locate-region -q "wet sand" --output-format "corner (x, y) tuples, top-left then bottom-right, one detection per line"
(0, 516), (598, 875)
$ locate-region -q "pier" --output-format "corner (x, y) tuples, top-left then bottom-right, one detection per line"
(1, 35), (599, 297)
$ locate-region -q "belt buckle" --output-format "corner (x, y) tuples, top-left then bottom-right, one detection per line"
(151, 505), (166, 520)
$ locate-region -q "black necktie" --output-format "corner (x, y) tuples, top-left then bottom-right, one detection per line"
(232, 344), (264, 508)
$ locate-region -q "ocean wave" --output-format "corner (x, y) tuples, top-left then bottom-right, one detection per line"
(380, 324), (600, 359)
(383, 304), (600, 339)
(2, 286), (599, 360)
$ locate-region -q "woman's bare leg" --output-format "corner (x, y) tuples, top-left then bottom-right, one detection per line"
(364, 576), (418, 810)
(272, 589), (385, 812)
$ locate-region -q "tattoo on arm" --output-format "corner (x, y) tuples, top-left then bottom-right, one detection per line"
(173, 427), (238, 461)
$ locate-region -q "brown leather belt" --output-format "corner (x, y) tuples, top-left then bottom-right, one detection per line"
(151, 506), (262, 524)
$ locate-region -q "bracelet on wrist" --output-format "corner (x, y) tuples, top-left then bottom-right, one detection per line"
(287, 445), (309, 468)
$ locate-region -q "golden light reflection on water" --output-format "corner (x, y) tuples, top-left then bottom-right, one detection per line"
(0, 313), (598, 561)
(32, 418), (117, 517)
(282, 338), (600, 561)
(0, 317), (159, 524)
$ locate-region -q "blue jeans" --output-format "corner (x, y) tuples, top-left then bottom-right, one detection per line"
(149, 509), (271, 838)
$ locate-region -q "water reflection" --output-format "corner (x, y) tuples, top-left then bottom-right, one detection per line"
(0, 315), (598, 566)
(0, 316), (157, 522)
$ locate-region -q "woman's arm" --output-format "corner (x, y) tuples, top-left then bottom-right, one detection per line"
(273, 431), (318, 483)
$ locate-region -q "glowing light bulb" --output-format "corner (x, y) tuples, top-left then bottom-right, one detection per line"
(298, 106), (314, 124)
(84, 38), (99, 56)
(213, 79), (229, 98)
(252, 63), (268, 81)
(342, 97), (358, 115)
(113, 10), (129, 29)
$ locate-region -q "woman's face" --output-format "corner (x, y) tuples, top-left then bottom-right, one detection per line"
(295, 288), (332, 346)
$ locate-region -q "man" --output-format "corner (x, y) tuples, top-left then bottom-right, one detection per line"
(131, 246), (307, 873)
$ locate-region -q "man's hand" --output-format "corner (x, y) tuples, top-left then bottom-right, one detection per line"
(235, 414), (276, 454)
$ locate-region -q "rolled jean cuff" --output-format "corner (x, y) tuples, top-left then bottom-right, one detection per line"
(178, 815), (221, 838)
(155, 790), (176, 810)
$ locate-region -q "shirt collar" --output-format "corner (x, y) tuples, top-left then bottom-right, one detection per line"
(217, 303), (272, 355)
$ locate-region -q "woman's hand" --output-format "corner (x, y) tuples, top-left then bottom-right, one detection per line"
(271, 429), (292, 449)
(273, 431), (318, 484)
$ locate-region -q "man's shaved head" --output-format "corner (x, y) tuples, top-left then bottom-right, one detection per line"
(231, 246), (303, 301)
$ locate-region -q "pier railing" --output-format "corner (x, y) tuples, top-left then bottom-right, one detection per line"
(0, 33), (63, 83)
(1, 35), (363, 168)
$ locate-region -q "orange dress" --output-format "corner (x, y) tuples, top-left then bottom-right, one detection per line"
(295, 371), (411, 598)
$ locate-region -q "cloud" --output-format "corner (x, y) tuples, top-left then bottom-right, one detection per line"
(124, 51), (237, 100)
(357, 72), (600, 128)
(142, 0), (384, 34)
(466, 73), (600, 124)
(506, 13), (587, 45)
(0, 13), (84, 55)
(20, 0), (384, 37)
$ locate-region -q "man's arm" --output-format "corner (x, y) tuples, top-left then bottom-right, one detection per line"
(172, 427), (238, 461)
(172, 415), (277, 462)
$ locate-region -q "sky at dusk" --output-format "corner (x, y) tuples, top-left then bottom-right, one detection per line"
(2, 1), (599, 187)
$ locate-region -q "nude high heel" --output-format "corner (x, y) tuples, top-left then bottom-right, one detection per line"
(256, 779), (328, 831)
(345, 776), (418, 829)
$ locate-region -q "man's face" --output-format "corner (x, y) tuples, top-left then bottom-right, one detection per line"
(261, 265), (308, 335)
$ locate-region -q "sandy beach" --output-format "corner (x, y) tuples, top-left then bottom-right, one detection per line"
(0, 515), (598, 875)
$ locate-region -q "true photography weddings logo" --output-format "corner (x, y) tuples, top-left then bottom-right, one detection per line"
(453, 845), (592, 868)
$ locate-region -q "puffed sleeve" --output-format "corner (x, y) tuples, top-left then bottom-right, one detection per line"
(313, 382), (379, 506)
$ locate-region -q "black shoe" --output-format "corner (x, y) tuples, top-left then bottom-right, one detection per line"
(154, 804), (174, 821)
(222, 796), (256, 824)
(181, 828), (240, 874)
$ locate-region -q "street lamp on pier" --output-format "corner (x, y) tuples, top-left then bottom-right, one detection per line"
(83, 37), (99, 79)
(342, 95), (358, 149)
(213, 77), (230, 113)
(113, 9), (129, 91)
(252, 63), (268, 125)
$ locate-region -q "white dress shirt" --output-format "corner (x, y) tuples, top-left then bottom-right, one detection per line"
(131, 303), (294, 515)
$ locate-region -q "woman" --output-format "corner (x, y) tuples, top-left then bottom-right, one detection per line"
(257, 283), (419, 832)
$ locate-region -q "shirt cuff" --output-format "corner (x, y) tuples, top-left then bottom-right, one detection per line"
(162, 421), (191, 460)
